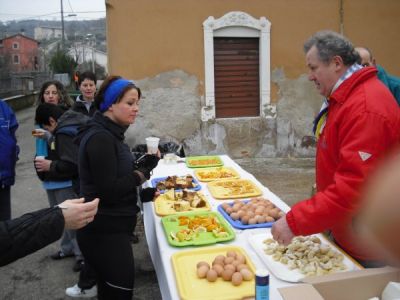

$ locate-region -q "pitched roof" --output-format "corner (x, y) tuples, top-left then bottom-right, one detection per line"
(0, 33), (39, 44)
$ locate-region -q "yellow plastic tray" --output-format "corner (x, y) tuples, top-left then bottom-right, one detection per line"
(194, 167), (240, 182)
(171, 245), (256, 300)
(186, 155), (224, 168)
(154, 191), (211, 216)
(207, 179), (262, 199)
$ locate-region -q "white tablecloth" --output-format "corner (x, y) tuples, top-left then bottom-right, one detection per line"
(143, 155), (298, 300)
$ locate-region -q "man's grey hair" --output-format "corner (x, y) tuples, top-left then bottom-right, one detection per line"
(304, 30), (360, 66)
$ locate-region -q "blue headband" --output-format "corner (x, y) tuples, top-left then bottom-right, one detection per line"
(100, 79), (135, 112)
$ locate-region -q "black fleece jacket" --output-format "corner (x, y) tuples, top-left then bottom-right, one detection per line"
(37, 110), (89, 182)
(76, 112), (144, 217)
(0, 207), (64, 267)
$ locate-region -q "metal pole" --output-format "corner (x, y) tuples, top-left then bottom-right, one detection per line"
(61, 0), (65, 49)
(91, 37), (95, 73)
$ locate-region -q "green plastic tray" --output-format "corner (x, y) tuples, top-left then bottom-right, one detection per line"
(161, 211), (235, 247)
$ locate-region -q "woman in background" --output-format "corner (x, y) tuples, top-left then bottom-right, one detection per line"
(36, 80), (74, 108)
(72, 71), (97, 116)
(33, 80), (83, 271)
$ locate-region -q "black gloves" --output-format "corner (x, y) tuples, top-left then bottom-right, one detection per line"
(134, 154), (160, 180)
(140, 187), (157, 203)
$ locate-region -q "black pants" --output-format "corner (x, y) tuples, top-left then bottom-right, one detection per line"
(0, 186), (11, 221)
(78, 260), (97, 289)
(77, 215), (136, 300)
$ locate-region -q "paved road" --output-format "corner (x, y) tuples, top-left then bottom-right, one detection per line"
(0, 106), (161, 300)
(0, 105), (315, 299)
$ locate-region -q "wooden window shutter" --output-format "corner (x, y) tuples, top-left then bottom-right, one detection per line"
(214, 37), (260, 118)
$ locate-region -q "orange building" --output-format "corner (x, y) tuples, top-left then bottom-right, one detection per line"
(105, 0), (400, 158)
(0, 34), (40, 72)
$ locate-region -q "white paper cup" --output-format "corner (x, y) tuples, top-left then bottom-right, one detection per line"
(145, 137), (160, 154)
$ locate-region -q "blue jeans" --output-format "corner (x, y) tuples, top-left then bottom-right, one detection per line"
(46, 187), (83, 260)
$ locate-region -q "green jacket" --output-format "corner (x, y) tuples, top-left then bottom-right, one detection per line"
(377, 65), (400, 105)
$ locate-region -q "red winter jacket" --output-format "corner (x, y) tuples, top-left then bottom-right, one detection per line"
(286, 67), (400, 261)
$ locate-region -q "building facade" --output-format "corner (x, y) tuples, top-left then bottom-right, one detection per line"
(0, 34), (39, 72)
(105, 0), (400, 158)
(34, 26), (63, 41)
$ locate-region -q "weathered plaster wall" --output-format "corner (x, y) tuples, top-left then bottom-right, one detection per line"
(273, 69), (320, 157)
(125, 68), (318, 159)
(108, 0), (400, 158)
(125, 70), (201, 148)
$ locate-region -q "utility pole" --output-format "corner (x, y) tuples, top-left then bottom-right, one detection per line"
(61, 0), (65, 49)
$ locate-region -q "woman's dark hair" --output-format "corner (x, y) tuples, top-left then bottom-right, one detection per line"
(94, 75), (142, 111)
(78, 71), (97, 86)
(37, 80), (73, 107)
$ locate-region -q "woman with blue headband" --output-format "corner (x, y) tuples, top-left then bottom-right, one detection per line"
(74, 76), (160, 299)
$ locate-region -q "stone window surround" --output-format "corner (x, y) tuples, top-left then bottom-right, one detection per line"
(202, 11), (272, 121)
(12, 42), (19, 49)
(13, 55), (20, 64)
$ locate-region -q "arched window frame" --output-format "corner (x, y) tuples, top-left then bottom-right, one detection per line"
(202, 11), (271, 121)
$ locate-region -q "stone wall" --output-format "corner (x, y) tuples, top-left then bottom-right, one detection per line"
(4, 93), (36, 111)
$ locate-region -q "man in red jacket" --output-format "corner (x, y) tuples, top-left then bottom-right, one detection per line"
(271, 30), (400, 267)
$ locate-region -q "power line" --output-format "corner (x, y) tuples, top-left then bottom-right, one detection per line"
(0, 10), (105, 22)
(67, 0), (75, 13)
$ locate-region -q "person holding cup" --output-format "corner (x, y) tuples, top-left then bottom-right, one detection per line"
(75, 75), (159, 299)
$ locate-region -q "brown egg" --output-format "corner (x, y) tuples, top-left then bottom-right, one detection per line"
(221, 203), (230, 211)
(248, 217), (257, 225)
(240, 215), (250, 225)
(196, 261), (210, 269)
(269, 208), (281, 219)
(247, 211), (255, 218)
(226, 250), (237, 258)
(255, 207), (264, 214)
(265, 216), (275, 223)
(232, 204), (241, 212)
(212, 260), (224, 268)
(224, 256), (235, 265)
(235, 254), (246, 264)
(257, 215), (267, 224)
(213, 255), (225, 265)
(212, 264), (224, 276)
(237, 210), (246, 218)
(231, 272), (243, 286)
(197, 265), (209, 278)
(224, 264), (236, 272)
(231, 260), (241, 268)
(225, 207), (233, 214)
(230, 212), (240, 220)
(240, 268), (254, 281)
(206, 269), (218, 282)
(233, 199), (242, 206)
(221, 269), (234, 281)
(236, 263), (248, 272)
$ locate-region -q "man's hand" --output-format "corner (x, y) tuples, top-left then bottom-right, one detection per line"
(59, 198), (99, 229)
(34, 157), (52, 172)
(271, 215), (295, 246)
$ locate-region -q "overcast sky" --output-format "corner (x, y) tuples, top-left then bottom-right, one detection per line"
(0, 0), (106, 22)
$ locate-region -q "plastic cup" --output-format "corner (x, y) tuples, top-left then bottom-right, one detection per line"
(164, 153), (177, 164)
(145, 137), (160, 154)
